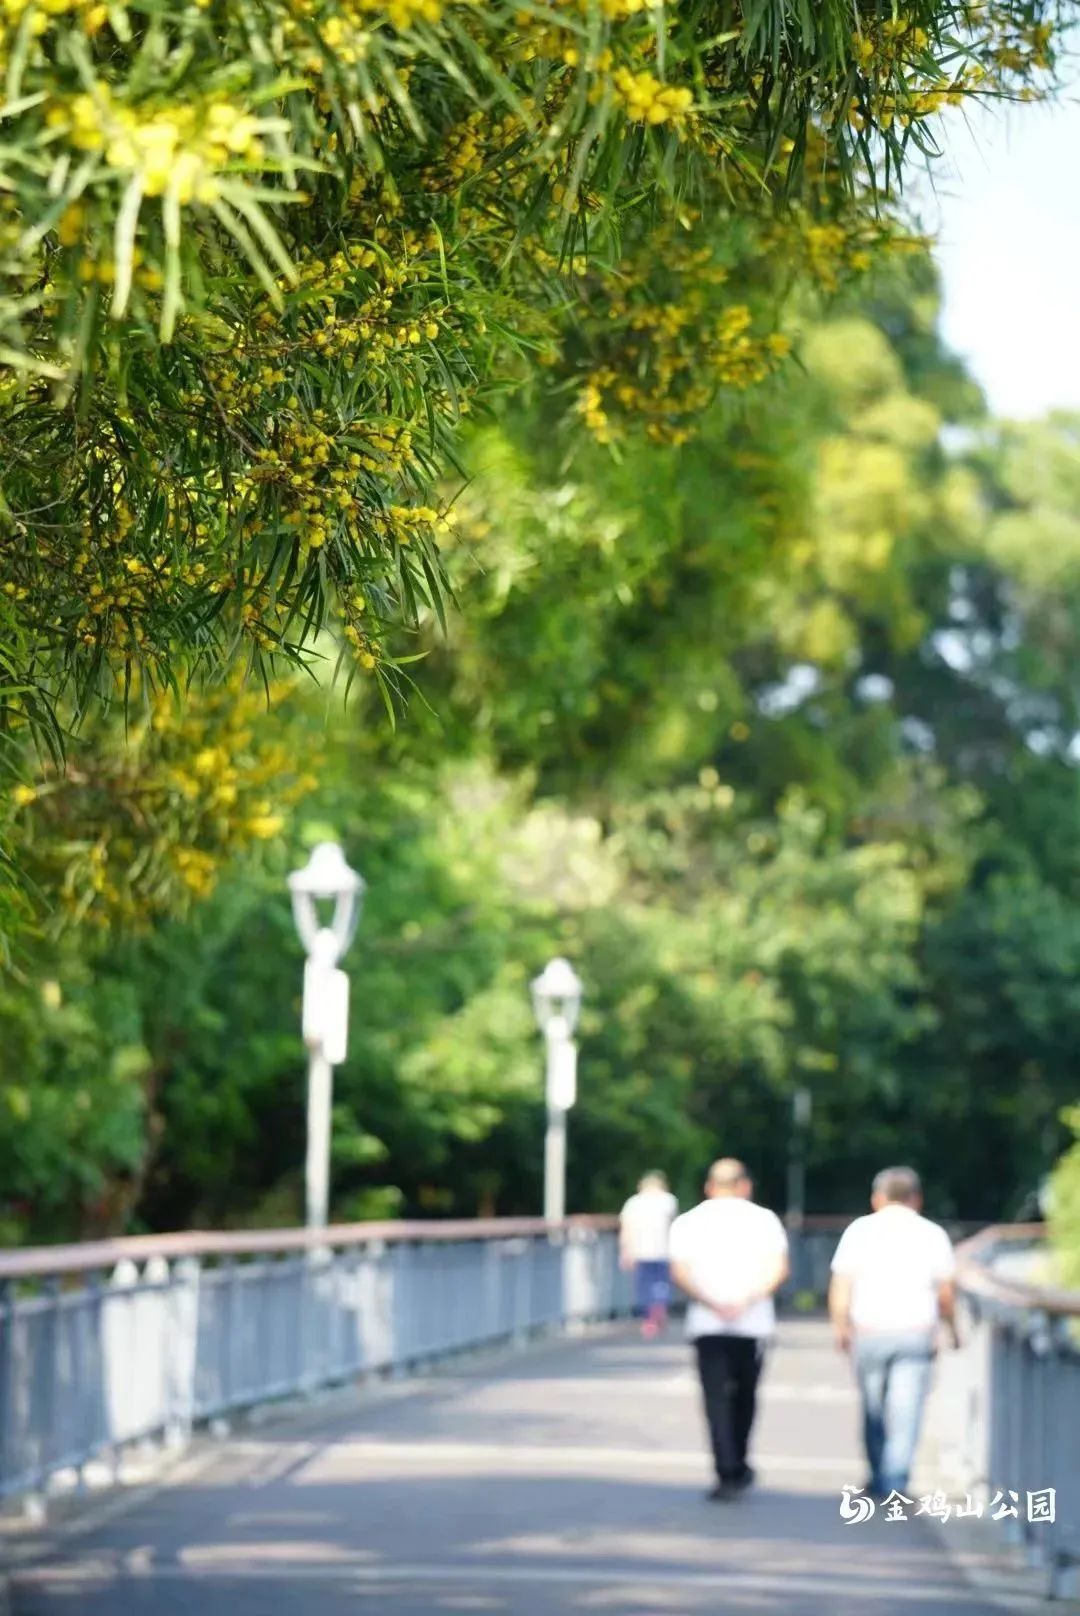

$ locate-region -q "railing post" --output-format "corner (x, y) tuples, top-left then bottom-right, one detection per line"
(0, 1279), (13, 1498)
(513, 1240), (529, 1348)
(23, 1276), (60, 1521)
(390, 1241), (414, 1373)
(167, 1257), (200, 1447)
(219, 1257), (238, 1424)
(1026, 1311), (1049, 1573)
(76, 1269), (107, 1490)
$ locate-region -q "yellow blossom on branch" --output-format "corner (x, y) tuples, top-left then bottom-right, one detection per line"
(612, 67), (693, 127)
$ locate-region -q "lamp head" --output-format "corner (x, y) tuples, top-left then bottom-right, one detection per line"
(531, 956), (583, 1038)
(288, 842), (365, 960)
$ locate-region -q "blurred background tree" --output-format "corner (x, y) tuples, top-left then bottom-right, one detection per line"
(3, 239), (1080, 1243)
(0, 0), (1061, 822)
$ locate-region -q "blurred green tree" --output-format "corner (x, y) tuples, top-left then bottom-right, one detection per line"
(5, 255), (1080, 1241)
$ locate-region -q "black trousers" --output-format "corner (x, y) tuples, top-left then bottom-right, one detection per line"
(694, 1335), (764, 1482)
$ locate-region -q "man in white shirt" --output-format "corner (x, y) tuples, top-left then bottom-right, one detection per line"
(669, 1158), (789, 1499)
(828, 1166), (959, 1501)
(619, 1172), (679, 1338)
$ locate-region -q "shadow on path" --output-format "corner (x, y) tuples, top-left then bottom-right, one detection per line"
(11, 1321), (995, 1616)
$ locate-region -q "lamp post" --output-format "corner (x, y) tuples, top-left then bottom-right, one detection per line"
(288, 843), (365, 1230)
(531, 957), (583, 1224)
(786, 1085), (812, 1232)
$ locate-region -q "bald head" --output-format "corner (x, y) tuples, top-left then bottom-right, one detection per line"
(706, 1157), (751, 1198)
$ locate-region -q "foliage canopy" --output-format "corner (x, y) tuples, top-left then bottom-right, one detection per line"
(0, 0), (1062, 766)
(4, 247), (1080, 1240)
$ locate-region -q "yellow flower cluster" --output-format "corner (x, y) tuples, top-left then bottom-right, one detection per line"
(355, 0), (443, 26)
(578, 307), (789, 445)
(503, 0), (694, 136)
(7, 468), (232, 658)
(577, 368), (619, 443)
(1, 0), (107, 50)
(318, 14), (370, 64)
(423, 107), (531, 191)
(599, 0), (655, 16)
(289, 0), (452, 65)
(74, 550), (215, 651)
(769, 208), (927, 296)
(849, 75), (971, 132)
(146, 210), (466, 674)
(572, 222), (790, 446)
(846, 7), (1051, 133)
(851, 14), (931, 70)
(382, 503), (454, 542)
(48, 87), (264, 203)
(612, 67), (693, 127)
(990, 16), (1053, 74)
(509, 0), (654, 69)
(15, 678), (317, 928)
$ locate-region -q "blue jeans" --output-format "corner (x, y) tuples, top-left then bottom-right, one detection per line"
(634, 1259), (671, 1314)
(854, 1332), (934, 1496)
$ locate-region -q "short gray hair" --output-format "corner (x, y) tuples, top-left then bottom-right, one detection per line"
(873, 1166), (921, 1204)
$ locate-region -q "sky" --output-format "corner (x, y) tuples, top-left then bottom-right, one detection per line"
(924, 79), (1080, 420)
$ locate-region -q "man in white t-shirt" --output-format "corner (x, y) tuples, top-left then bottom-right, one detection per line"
(619, 1172), (679, 1338)
(669, 1158), (789, 1500)
(829, 1165), (959, 1501)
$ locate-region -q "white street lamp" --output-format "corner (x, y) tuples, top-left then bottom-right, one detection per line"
(531, 957), (583, 1223)
(288, 843), (365, 1230)
(786, 1086), (812, 1232)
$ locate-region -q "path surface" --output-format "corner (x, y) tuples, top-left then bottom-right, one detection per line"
(11, 1319), (1000, 1615)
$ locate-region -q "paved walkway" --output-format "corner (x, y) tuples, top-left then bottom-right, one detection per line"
(12, 1320), (1003, 1615)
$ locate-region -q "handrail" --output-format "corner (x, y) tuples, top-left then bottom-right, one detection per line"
(0, 1216), (631, 1501)
(0, 1210), (1005, 1284)
(0, 1214), (620, 1282)
(798, 1213), (986, 1235)
(955, 1221), (1080, 1318)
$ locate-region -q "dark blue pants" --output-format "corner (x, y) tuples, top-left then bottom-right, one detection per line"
(633, 1260), (671, 1314)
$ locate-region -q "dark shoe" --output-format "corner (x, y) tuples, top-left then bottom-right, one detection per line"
(706, 1480), (738, 1502)
(731, 1465), (755, 1491)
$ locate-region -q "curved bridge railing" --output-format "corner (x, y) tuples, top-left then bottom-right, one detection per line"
(0, 1216), (627, 1504)
(4, 1203), (1074, 1598)
(934, 1223), (1080, 1601)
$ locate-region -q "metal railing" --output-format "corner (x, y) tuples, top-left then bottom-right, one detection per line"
(781, 1215), (987, 1304)
(933, 1224), (1080, 1600)
(0, 1216), (628, 1503)
(5, 1201), (1067, 1581)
